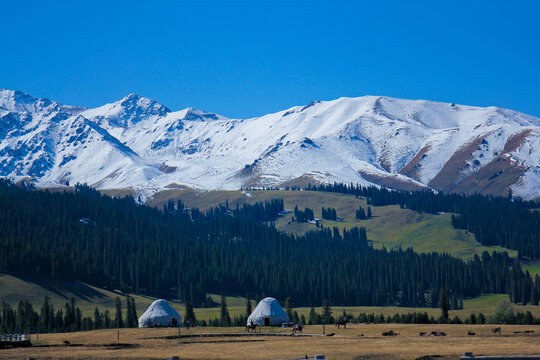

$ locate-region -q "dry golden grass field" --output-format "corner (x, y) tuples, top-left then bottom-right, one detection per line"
(2, 324), (540, 360)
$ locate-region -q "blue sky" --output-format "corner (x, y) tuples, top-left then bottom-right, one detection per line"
(1, 0), (539, 118)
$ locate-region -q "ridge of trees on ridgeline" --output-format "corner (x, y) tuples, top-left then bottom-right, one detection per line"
(303, 183), (540, 259)
(0, 180), (539, 309)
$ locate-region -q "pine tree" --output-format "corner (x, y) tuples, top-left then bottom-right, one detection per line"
(39, 296), (50, 332)
(75, 308), (82, 331)
(93, 307), (103, 329)
(184, 302), (196, 325)
(130, 297), (138, 327)
(125, 295), (134, 328)
(245, 293), (252, 318)
(439, 287), (449, 322)
(308, 307), (318, 325)
(115, 297), (123, 328)
(285, 297), (293, 320)
(322, 299), (333, 324)
(104, 310), (111, 328)
(219, 293), (231, 327)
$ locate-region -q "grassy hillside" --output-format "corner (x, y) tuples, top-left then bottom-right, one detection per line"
(0, 273), (159, 317)
(147, 189), (516, 260)
(522, 261), (540, 276)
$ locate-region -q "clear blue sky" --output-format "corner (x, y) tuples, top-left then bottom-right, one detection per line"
(1, 0), (539, 118)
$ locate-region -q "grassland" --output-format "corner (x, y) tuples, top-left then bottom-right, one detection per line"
(2, 324), (540, 359)
(0, 274), (161, 316)
(522, 261), (540, 276)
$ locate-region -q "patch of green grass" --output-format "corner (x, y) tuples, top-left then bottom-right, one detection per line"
(0, 273), (167, 317)
(522, 261), (540, 276)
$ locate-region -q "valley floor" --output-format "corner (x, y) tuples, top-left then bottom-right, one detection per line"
(2, 324), (540, 359)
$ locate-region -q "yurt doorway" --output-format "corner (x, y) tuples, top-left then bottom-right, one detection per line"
(264, 317), (270, 326)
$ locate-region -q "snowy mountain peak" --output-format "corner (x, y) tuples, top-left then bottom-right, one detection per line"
(0, 89), (80, 115)
(82, 94), (170, 128)
(0, 89), (539, 200)
(178, 107), (227, 122)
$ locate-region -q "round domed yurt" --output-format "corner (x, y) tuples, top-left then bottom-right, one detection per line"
(247, 297), (289, 326)
(138, 299), (182, 327)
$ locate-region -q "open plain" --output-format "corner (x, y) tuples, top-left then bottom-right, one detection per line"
(2, 324), (539, 360)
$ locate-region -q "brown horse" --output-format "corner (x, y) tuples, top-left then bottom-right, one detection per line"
(336, 318), (349, 328)
(292, 324), (303, 334)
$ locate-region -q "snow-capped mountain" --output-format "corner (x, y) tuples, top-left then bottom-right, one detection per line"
(1, 89), (539, 200)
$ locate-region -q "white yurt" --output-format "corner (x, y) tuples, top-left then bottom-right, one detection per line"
(138, 299), (182, 327)
(247, 297), (289, 326)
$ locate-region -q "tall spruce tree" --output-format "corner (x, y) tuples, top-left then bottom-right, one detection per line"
(125, 295), (134, 328)
(245, 293), (253, 318)
(285, 297), (293, 320)
(322, 299), (333, 324)
(93, 307), (103, 329)
(219, 293), (231, 327)
(439, 287), (449, 322)
(115, 297), (123, 328)
(184, 302), (196, 325)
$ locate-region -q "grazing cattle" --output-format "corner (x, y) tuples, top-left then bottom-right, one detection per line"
(246, 323), (257, 332)
(292, 324), (303, 334)
(419, 332), (427, 336)
(382, 330), (399, 336)
(492, 327), (501, 334)
(430, 331), (447, 336)
(467, 331), (476, 336)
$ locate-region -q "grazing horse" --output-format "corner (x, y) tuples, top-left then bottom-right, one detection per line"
(467, 331), (476, 336)
(292, 324), (303, 334)
(492, 327), (501, 334)
(246, 322), (257, 332)
(336, 318), (349, 329)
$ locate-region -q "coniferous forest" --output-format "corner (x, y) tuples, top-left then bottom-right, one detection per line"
(0, 180), (539, 310)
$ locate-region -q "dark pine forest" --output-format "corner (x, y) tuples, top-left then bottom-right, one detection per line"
(0, 180), (539, 309)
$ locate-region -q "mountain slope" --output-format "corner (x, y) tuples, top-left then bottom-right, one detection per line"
(0, 89), (539, 199)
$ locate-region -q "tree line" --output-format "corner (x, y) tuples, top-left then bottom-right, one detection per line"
(0, 296), (137, 334)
